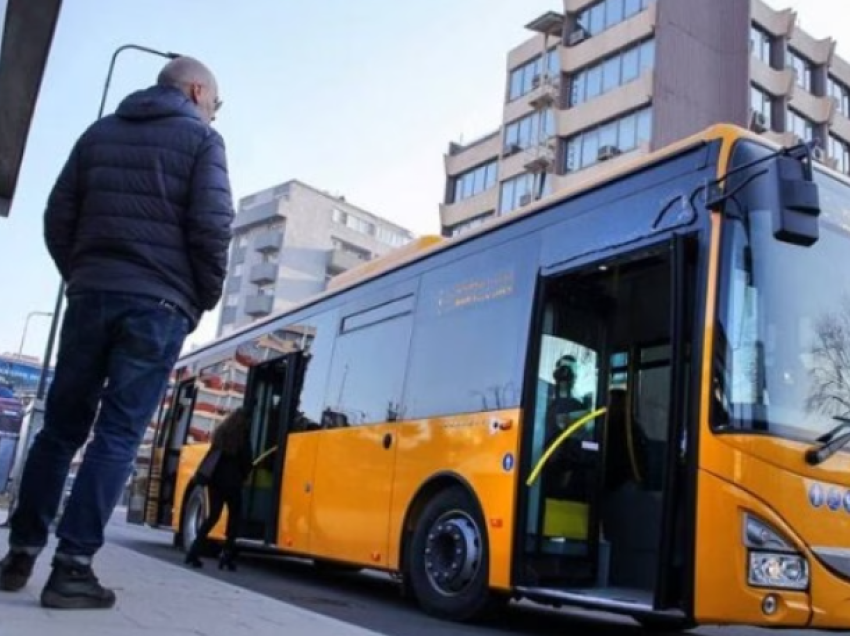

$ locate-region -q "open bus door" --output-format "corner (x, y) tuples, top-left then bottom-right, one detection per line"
(239, 351), (305, 545)
(141, 377), (198, 528)
(517, 235), (696, 624)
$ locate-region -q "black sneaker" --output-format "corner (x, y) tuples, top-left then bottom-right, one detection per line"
(0, 551), (35, 592)
(40, 560), (116, 610)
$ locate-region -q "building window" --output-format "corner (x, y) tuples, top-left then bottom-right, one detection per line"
(225, 294), (238, 307)
(569, 39), (654, 106)
(443, 211), (495, 237)
(504, 110), (555, 152)
(256, 283), (275, 296)
(829, 76), (850, 118)
(452, 161), (498, 203)
(786, 48), (812, 92)
(499, 173), (551, 215)
(787, 108), (814, 141)
(375, 226), (411, 248)
(829, 135), (850, 174)
(220, 307), (237, 326)
(564, 107), (652, 172)
(750, 25), (772, 66)
(508, 49), (559, 102)
(750, 84), (773, 130)
(234, 263), (244, 277)
(237, 234), (249, 248)
(575, 0), (653, 38)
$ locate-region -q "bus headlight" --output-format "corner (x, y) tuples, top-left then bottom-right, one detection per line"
(743, 514), (809, 591)
(748, 552), (809, 590)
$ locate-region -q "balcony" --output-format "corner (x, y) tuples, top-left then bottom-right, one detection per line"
(439, 187), (499, 231)
(327, 248), (367, 274)
(249, 262), (278, 285)
(245, 295), (273, 317)
(254, 229), (283, 253)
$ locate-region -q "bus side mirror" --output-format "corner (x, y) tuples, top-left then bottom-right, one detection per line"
(773, 154), (821, 247)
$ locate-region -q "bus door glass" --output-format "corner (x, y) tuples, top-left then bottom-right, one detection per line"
(147, 377), (198, 527)
(241, 351), (304, 544)
(522, 240), (693, 608)
(128, 378), (175, 524)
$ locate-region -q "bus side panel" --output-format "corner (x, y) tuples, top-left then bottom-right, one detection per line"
(277, 431), (320, 553)
(387, 408), (522, 590)
(308, 423), (398, 566)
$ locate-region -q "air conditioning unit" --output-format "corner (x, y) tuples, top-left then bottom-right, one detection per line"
(750, 110), (768, 133)
(812, 145), (826, 163)
(519, 193), (533, 206)
(567, 27), (588, 47)
(597, 145), (622, 161)
(503, 143), (523, 157)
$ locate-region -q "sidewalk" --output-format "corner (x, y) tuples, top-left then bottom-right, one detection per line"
(0, 527), (385, 636)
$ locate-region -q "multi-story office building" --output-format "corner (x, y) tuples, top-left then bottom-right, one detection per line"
(219, 179), (415, 336)
(441, 0), (850, 236)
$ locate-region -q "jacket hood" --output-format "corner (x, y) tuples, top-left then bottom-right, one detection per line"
(115, 85), (203, 122)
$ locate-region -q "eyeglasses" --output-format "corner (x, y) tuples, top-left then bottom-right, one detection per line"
(214, 97), (223, 112)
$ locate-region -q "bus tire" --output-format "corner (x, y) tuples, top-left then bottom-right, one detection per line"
(180, 485), (213, 555)
(407, 486), (492, 622)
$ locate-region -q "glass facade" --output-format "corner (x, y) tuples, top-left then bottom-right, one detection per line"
(569, 39), (654, 106)
(565, 108), (652, 172)
(508, 49), (559, 101)
(452, 160), (498, 203)
(575, 0), (653, 37)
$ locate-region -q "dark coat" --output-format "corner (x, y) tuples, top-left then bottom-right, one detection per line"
(44, 85), (234, 329)
(210, 440), (254, 498)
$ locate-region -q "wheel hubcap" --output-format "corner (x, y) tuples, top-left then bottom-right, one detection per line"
(423, 510), (482, 596)
(183, 492), (205, 549)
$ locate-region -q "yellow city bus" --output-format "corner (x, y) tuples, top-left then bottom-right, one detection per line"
(127, 123), (850, 630)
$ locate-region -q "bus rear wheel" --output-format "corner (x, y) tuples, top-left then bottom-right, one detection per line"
(407, 486), (492, 621)
(180, 485), (219, 556)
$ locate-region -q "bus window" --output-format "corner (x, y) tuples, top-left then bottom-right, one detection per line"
(323, 296), (414, 426)
(404, 235), (538, 418)
(293, 310), (338, 431)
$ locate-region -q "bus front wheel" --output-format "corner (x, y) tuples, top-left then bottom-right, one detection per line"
(407, 486), (492, 621)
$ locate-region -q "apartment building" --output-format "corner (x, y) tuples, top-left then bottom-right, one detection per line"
(218, 180), (415, 336)
(441, 0), (850, 236)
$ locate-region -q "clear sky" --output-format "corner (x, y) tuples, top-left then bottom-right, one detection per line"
(0, 0), (843, 361)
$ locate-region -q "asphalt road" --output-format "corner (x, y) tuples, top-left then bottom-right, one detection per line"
(106, 513), (819, 636)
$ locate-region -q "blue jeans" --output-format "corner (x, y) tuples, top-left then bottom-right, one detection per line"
(9, 292), (189, 559)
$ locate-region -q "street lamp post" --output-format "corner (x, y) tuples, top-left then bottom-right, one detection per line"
(2, 44), (182, 525)
(17, 311), (53, 359)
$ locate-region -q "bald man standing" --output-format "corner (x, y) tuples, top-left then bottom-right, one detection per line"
(0, 56), (234, 609)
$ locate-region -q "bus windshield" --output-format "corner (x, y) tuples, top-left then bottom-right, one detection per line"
(714, 164), (850, 443)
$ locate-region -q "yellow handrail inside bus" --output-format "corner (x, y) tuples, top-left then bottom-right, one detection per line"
(525, 407), (607, 487)
(252, 445), (278, 468)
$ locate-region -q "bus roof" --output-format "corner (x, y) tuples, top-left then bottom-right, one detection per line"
(183, 123), (789, 362)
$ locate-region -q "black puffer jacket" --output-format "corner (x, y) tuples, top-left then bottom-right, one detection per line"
(44, 85), (234, 329)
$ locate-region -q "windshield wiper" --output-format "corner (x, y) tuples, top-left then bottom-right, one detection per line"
(805, 416), (850, 466)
